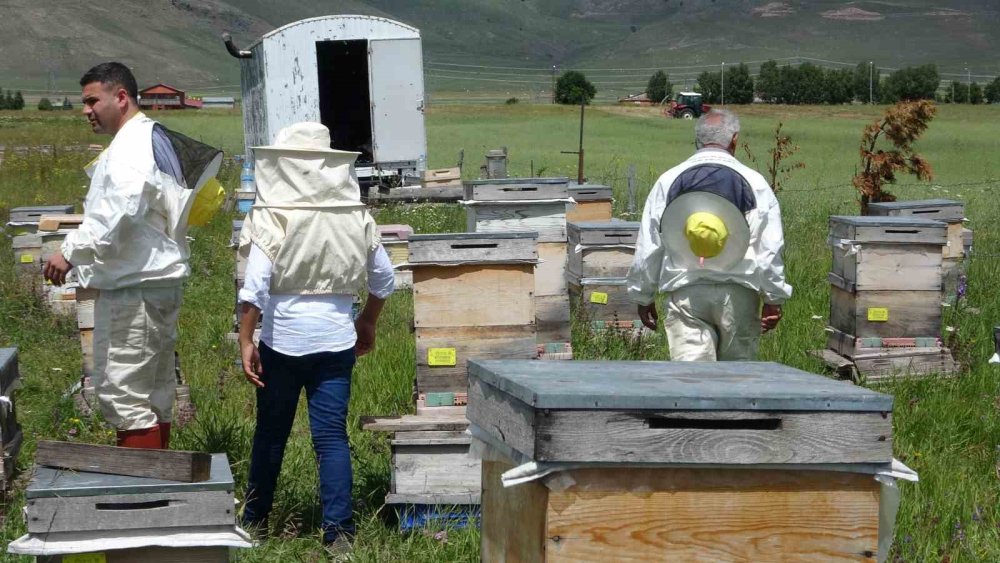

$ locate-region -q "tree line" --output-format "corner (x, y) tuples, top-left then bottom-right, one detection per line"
(0, 89), (26, 110)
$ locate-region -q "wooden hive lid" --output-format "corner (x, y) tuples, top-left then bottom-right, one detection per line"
(830, 215), (947, 244)
(408, 232), (538, 264)
(468, 359), (892, 412)
(0, 348), (18, 395)
(868, 199), (964, 223)
(26, 453), (233, 499)
(465, 177), (570, 201)
(569, 183), (613, 201)
(9, 204), (75, 223)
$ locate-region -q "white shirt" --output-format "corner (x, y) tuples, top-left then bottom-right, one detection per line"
(626, 148), (793, 306)
(239, 243), (395, 356)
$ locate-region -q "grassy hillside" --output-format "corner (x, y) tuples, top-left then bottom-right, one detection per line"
(2, 0), (998, 97)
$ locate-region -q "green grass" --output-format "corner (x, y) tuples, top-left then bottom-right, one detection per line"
(1, 103), (999, 561)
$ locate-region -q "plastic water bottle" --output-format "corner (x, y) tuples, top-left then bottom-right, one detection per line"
(417, 153), (427, 174)
(239, 161), (255, 193)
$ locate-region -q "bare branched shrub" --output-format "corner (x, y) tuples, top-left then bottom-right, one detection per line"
(853, 100), (936, 213)
(742, 122), (805, 193)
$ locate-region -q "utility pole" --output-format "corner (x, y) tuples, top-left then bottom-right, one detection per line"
(551, 65), (557, 104)
(721, 62), (725, 105)
(560, 101), (586, 184)
(868, 61), (873, 104)
(967, 65), (972, 103)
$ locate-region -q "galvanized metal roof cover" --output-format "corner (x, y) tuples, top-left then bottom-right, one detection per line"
(868, 199), (962, 210)
(468, 360), (892, 412)
(465, 177), (570, 186)
(408, 232), (538, 242)
(829, 215), (946, 228)
(26, 453), (233, 499)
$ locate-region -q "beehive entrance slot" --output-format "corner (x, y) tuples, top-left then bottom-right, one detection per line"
(884, 229), (919, 234)
(451, 243), (499, 250)
(96, 500), (172, 511)
(646, 417), (782, 430)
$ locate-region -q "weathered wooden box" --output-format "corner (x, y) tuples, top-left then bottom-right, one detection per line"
(567, 276), (637, 324)
(469, 359), (893, 562)
(37, 546), (230, 563)
(566, 184), (612, 223)
(828, 216), (945, 292)
(829, 281), (941, 339)
(535, 242), (570, 344)
(410, 233), (538, 395)
(12, 234), (43, 274)
(566, 221), (638, 279)
(0, 348), (23, 491)
(389, 430), (480, 504)
(25, 453), (236, 534)
(867, 199), (964, 223)
(465, 178), (571, 244)
(379, 224), (414, 290)
(421, 167), (462, 188)
(8, 205), (75, 235)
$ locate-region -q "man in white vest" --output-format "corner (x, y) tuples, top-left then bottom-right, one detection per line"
(44, 62), (221, 448)
(626, 109), (792, 361)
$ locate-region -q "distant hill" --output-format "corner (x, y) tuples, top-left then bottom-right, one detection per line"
(2, 0), (998, 100)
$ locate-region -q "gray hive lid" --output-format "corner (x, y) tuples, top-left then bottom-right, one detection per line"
(465, 177), (569, 187)
(468, 360), (892, 412)
(409, 232), (537, 242)
(568, 220), (639, 232)
(0, 348), (18, 394)
(829, 215), (945, 228)
(867, 199), (964, 223)
(9, 205), (75, 222)
(26, 453), (233, 499)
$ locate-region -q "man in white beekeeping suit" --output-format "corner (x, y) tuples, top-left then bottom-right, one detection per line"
(44, 62), (222, 448)
(626, 109), (792, 361)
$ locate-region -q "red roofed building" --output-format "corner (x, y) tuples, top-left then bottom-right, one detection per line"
(138, 84), (202, 110)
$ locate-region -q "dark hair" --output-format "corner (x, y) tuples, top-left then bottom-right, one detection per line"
(80, 62), (138, 100)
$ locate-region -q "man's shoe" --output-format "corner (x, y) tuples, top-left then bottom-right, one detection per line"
(324, 534), (354, 559)
(115, 426), (162, 449)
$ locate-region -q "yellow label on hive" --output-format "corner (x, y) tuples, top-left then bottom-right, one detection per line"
(20, 254), (34, 263)
(428, 348), (457, 367)
(867, 308), (889, 322)
(590, 292), (609, 305)
(64, 553), (107, 563)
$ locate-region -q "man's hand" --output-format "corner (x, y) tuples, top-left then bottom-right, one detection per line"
(638, 303), (659, 331)
(355, 316), (376, 357)
(761, 303), (783, 333)
(43, 253), (73, 286)
(240, 339), (264, 388)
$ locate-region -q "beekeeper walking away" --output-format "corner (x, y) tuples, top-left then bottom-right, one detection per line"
(626, 109), (792, 361)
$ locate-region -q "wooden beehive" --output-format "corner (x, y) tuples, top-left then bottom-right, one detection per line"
(534, 241), (570, 344)
(566, 184), (613, 223)
(0, 348), (23, 491)
(7, 204), (74, 235)
(868, 199), (967, 260)
(566, 221), (638, 279)
(465, 178), (570, 243)
(379, 224), (414, 290)
(421, 167), (462, 188)
(567, 277), (637, 324)
(469, 359), (893, 562)
(12, 233), (42, 275)
(409, 233), (538, 395)
(25, 453), (236, 535)
(827, 216), (945, 339)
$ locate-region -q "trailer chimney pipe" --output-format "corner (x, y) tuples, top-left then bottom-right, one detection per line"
(223, 33), (253, 59)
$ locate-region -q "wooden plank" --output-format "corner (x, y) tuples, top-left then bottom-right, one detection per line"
(838, 243), (942, 291)
(467, 378), (538, 459)
(26, 490), (233, 533)
(382, 241), (409, 265)
(809, 349), (858, 380)
(409, 234), (537, 264)
(468, 202), (568, 243)
(42, 546), (230, 563)
(565, 200), (612, 223)
(80, 328), (95, 378)
(0, 429), (23, 491)
(362, 413), (470, 433)
(829, 286), (941, 339)
(413, 264), (535, 328)
(534, 409), (892, 464)
(38, 214), (84, 232)
(367, 186), (464, 204)
(422, 167), (461, 181)
(481, 459), (547, 563)
(854, 348), (959, 381)
(943, 221), (965, 259)
(535, 242), (568, 297)
(385, 492), (480, 505)
(391, 443), (481, 496)
(544, 467), (879, 562)
(535, 294), (571, 343)
(393, 430), (471, 445)
(34, 441), (213, 483)
(416, 325), (538, 394)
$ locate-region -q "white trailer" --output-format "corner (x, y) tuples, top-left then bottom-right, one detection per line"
(225, 15), (427, 188)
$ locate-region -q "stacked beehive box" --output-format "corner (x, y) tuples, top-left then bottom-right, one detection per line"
(0, 348), (24, 491)
(868, 199), (971, 302)
(75, 288), (99, 411)
(378, 224), (414, 290)
(470, 359), (901, 562)
(421, 167), (462, 189)
(465, 178), (572, 350)
(9, 448), (250, 560)
(825, 215), (958, 380)
(566, 221), (643, 332)
(363, 232), (539, 523)
(37, 215), (85, 316)
(8, 205), (74, 293)
(566, 183), (613, 223)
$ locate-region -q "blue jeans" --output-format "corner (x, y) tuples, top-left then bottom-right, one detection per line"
(242, 342), (356, 542)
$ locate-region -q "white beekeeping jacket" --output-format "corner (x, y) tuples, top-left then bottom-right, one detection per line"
(238, 146), (379, 296)
(62, 113), (222, 290)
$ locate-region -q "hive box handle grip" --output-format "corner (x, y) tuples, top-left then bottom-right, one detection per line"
(646, 417), (782, 431)
(450, 243), (499, 249)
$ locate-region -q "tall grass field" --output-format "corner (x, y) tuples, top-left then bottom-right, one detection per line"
(1, 103), (999, 562)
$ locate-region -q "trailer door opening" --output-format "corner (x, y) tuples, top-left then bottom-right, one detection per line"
(316, 39), (373, 164)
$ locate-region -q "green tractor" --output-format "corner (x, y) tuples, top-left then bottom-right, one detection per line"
(663, 92), (712, 119)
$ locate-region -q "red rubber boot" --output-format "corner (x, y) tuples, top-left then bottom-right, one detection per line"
(159, 422), (171, 449)
(115, 426), (163, 449)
